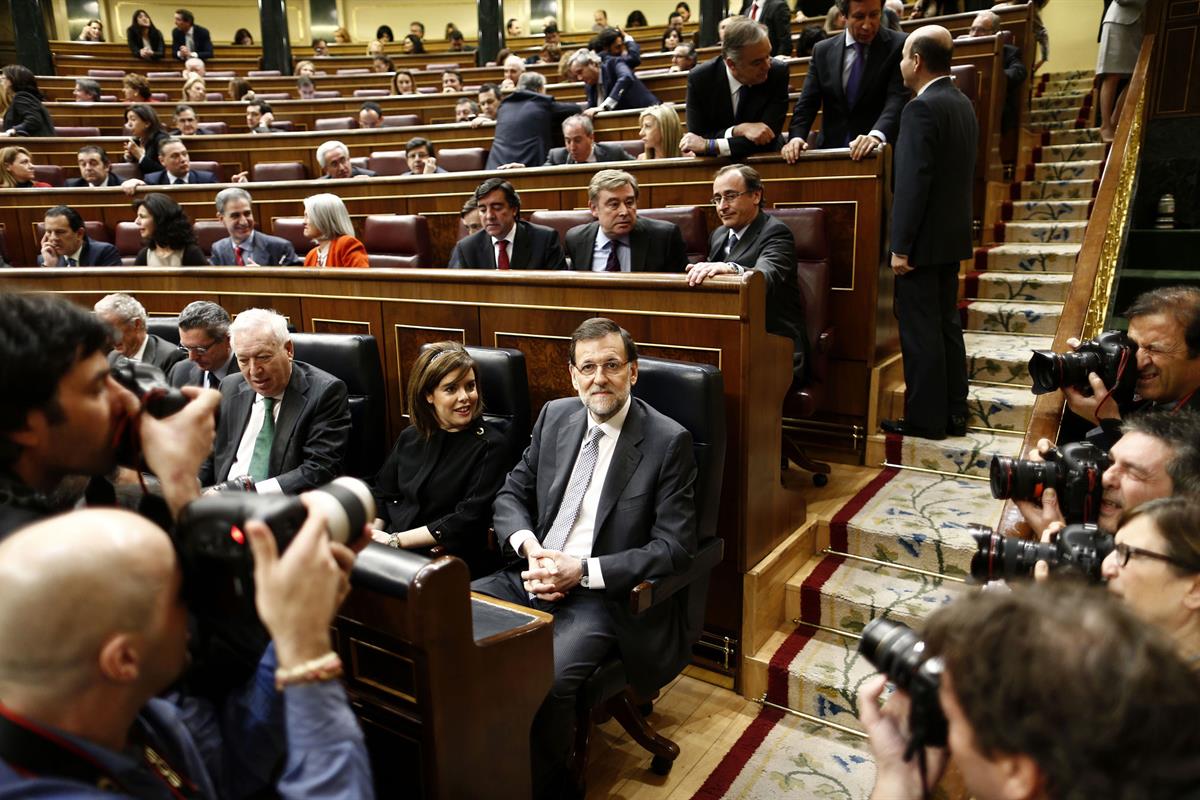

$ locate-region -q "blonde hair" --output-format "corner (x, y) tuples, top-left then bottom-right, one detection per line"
(639, 105), (682, 158)
(0, 146), (32, 188)
(303, 192), (355, 240)
(182, 74), (206, 101)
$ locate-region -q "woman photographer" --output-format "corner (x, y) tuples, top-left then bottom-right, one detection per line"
(370, 342), (511, 576)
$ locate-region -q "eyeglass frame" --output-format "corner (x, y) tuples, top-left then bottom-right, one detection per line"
(571, 359), (630, 378)
(1112, 541), (1200, 572)
(177, 336), (226, 356)
(710, 189), (754, 207)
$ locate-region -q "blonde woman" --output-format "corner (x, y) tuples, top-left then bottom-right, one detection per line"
(182, 74), (207, 102)
(294, 60), (317, 77)
(638, 104), (681, 159)
(302, 193), (369, 267)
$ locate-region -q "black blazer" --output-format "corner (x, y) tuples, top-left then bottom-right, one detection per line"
(891, 77), (978, 266)
(741, 0), (794, 56)
(685, 56), (790, 158)
(199, 360), (351, 493)
(709, 212), (808, 378)
(492, 396), (698, 695)
(167, 353), (235, 389)
(126, 25), (165, 59)
(1001, 44), (1027, 131)
(789, 27), (908, 148)
(66, 173), (123, 188)
(448, 220), (568, 270)
(36, 237), (122, 267)
(142, 168), (218, 185)
(543, 141), (634, 166)
(130, 130), (170, 175)
(134, 243), (209, 265)
(586, 39), (659, 111)
(171, 24), (213, 60)
(2, 92), (55, 137)
(486, 90), (582, 169)
(565, 217), (688, 272)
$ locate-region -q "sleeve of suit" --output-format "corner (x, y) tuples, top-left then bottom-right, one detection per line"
(196, 28), (213, 61)
(664, 227), (688, 273)
(273, 380), (352, 495)
(769, 2), (793, 56)
(726, 68), (789, 158)
(872, 46), (910, 144)
(424, 432), (510, 552)
(278, 240), (300, 267)
(447, 241), (468, 269)
(543, 230), (568, 270)
(604, 59), (641, 109)
(890, 100), (936, 257)
(788, 58), (825, 143)
(685, 69), (719, 139)
(492, 406), (546, 557)
(1005, 47), (1028, 84)
(96, 244), (123, 266)
(6, 94), (46, 136)
(739, 222), (795, 292)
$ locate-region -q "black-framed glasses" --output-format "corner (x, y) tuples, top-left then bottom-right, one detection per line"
(1112, 542), (1200, 572)
(178, 339), (221, 356)
(572, 359), (628, 377)
(711, 190), (752, 206)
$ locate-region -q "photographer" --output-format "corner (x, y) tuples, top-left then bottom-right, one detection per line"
(859, 583), (1200, 800)
(1015, 409), (1200, 535)
(0, 293), (219, 539)
(0, 503), (373, 797)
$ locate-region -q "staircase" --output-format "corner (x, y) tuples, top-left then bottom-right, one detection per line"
(723, 71), (1103, 798)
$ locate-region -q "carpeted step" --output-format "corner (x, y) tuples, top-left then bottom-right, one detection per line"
(975, 243), (1080, 272)
(1012, 178), (1098, 201)
(758, 627), (876, 734)
(1027, 159), (1103, 182)
(996, 220), (1088, 244)
(1046, 127), (1103, 146)
(1035, 142), (1107, 163)
(965, 330), (1052, 385)
(1007, 199), (1092, 222)
(874, 429), (1025, 478)
(1041, 69), (1095, 83)
(1028, 118), (1086, 132)
(1029, 107), (1085, 125)
(887, 375), (1035, 431)
(1037, 78), (1095, 96)
(972, 270), (1072, 302)
(965, 299), (1063, 334)
(1030, 92), (1091, 111)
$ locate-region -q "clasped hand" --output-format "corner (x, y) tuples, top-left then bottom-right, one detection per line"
(521, 543), (582, 602)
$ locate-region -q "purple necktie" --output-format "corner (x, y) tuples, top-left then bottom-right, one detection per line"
(605, 240), (622, 272)
(845, 41), (866, 109)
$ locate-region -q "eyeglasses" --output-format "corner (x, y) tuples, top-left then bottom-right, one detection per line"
(178, 339), (221, 356)
(573, 359), (628, 377)
(1112, 542), (1200, 572)
(711, 190), (752, 206)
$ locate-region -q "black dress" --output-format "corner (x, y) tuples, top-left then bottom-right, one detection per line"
(2, 91), (56, 137)
(130, 130), (169, 175)
(126, 25), (166, 59)
(373, 419), (512, 576)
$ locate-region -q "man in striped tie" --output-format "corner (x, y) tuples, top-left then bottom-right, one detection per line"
(167, 301), (236, 390)
(472, 318), (698, 800)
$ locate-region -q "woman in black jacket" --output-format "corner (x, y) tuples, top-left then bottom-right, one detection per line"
(132, 193), (208, 266)
(0, 66), (56, 138)
(124, 104), (169, 176)
(372, 342), (513, 577)
(126, 8), (165, 60)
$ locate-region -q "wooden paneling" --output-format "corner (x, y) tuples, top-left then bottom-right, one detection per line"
(1151, 0), (1200, 117)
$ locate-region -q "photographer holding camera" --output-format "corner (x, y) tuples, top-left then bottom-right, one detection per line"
(858, 583), (1200, 800)
(0, 503), (373, 797)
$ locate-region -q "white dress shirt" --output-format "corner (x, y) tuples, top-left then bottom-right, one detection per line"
(226, 390), (285, 494)
(491, 224), (518, 269)
(715, 63), (748, 157)
(917, 73), (952, 97)
(128, 333), (150, 363)
(841, 30), (888, 145)
(591, 228), (631, 272)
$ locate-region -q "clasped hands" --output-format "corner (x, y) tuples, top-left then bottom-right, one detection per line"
(522, 543), (583, 602)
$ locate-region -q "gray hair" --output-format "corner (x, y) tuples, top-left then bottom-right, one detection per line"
(722, 17), (769, 62)
(159, 136), (185, 151)
(517, 71), (545, 92)
(972, 10), (999, 32)
(562, 113), (594, 135)
(74, 78), (102, 99)
(177, 300), (230, 339)
(215, 186), (253, 215)
(566, 47), (601, 73)
(303, 192), (355, 241)
(93, 293), (146, 325)
(588, 169), (638, 203)
(503, 54), (527, 73)
(315, 140), (349, 168)
(230, 308), (290, 351)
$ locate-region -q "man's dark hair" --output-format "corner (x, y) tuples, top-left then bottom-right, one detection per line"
(591, 26), (623, 52)
(835, 0), (882, 16)
(444, 69), (462, 81)
(175, 8), (194, 23)
(460, 197), (478, 218)
(44, 205), (85, 234)
(1124, 286), (1200, 358)
(924, 582), (1200, 800)
(1120, 409), (1200, 495)
(911, 30), (953, 73)
(247, 100), (272, 117)
(178, 299), (230, 339)
(405, 136), (436, 156)
(479, 82), (500, 97)
(74, 78), (102, 101)
(359, 100), (383, 116)
(173, 103), (195, 117)
(0, 294), (110, 466)
(473, 178), (520, 213)
(311, 36), (327, 47)
(569, 317), (638, 365)
(449, 30), (465, 42)
(714, 163), (765, 207)
(796, 25), (827, 57)
(544, 23), (559, 36)
(77, 144), (110, 166)
(410, 21), (425, 35)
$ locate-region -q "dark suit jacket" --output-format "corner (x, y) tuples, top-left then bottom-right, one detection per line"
(317, 166), (376, 179)
(210, 232), (300, 266)
(543, 141), (634, 166)
(741, 0), (793, 56)
(171, 23), (213, 60)
(126, 25), (165, 59)
(586, 39), (658, 111)
(709, 212), (808, 377)
(493, 396), (697, 695)
(448, 220), (568, 270)
(142, 168), (218, 185)
(36, 237), (122, 267)
(167, 353), (235, 388)
(686, 56), (790, 158)
(789, 27), (908, 148)
(565, 217), (688, 272)
(66, 173), (123, 188)
(2, 92), (56, 137)
(199, 360), (351, 493)
(113, 333), (186, 374)
(891, 77), (978, 266)
(486, 90), (582, 169)
(1001, 43), (1027, 131)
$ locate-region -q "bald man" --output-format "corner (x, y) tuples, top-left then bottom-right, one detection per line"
(881, 26), (977, 440)
(0, 505), (372, 797)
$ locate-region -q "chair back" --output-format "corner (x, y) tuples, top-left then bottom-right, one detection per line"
(36, 220), (110, 244)
(613, 139), (645, 158)
(110, 162), (142, 181)
(382, 113), (421, 127)
(315, 116), (357, 131)
(527, 210), (592, 249)
(354, 88), (389, 97)
(189, 160), (222, 181)
(312, 90), (341, 99)
(248, 69), (281, 77)
(271, 217), (314, 255)
(193, 220), (227, 256)
(197, 121), (228, 134)
(87, 68), (125, 77)
(639, 206), (708, 262)
(115, 221), (142, 258)
(146, 316), (180, 345)
(363, 214), (433, 268)
(951, 63), (978, 104)
(54, 126), (102, 137)
(437, 147), (486, 172)
(32, 165), (65, 187)
(765, 207), (832, 384)
(252, 162), (308, 182)
(367, 151), (409, 176)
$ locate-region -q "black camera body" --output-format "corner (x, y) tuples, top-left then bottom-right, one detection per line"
(1029, 330), (1138, 403)
(969, 522), (1113, 583)
(109, 356), (189, 419)
(989, 441), (1111, 524)
(858, 618), (947, 757)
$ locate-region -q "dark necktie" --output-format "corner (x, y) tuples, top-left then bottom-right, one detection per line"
(204, 370), (218, 390)
(846, 41), (866, 109)
(248, 397), (275, 482)
(736, 85), (750, 121)
(725, 232), (740, 258)
(66, 257), (77, 267)
(234, 245), (245, 266)
(605, 240), (622, 272)
(497, 239), (510, 270)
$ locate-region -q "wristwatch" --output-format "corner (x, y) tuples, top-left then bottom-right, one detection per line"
(726, 262), (745, 275)
(580, 558), (591, 588)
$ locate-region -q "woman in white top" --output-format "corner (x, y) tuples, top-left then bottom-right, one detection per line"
(133, 193), (208, 266)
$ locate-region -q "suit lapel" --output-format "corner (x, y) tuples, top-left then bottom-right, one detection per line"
(728, 213), (767, 263)
(593, 401), (645, 538)
(828, 38), (848, 106)
(270, 364), (309, 473)
(629, 219), (650, 271)
(510, 222), (529, 269)
(543, 405), (587, 533)
(574, 222), (599, 271)
(858, 31), (890, 106)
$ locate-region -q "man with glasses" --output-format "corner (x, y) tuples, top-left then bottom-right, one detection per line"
(168, 300), (235, 389)
(473, 317), (697, 800)
(686, 164), (807, 381)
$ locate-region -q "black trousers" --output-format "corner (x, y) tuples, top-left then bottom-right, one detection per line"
(895, 262), (969, 433)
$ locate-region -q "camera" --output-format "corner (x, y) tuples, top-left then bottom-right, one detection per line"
(989, 441), (1111, 524)
(858, 618), (947, 757)
(969, 523), (1113, 583)
(1028, 330), (1138, 402)
(109, 357), (189, 419)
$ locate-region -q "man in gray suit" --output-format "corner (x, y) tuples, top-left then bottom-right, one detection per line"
(473, 317), (697, 800)
(167, 300), (236, 389)
(209, 187), (300, 266)
(93, 293), (186, 375)
(565, 170), (687, 272)
(543, 114), (634, 166)
(198, 309), (350, 494)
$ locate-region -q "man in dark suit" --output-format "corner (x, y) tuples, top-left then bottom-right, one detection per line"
(172, 9), (213, 61)
(209, 187), (301, 267)
(686, 165), (808, 382)
(741, 0), (794, 56)
(199, 308), (350, 494)
(167, 300), (236, 389)
(142, 138), (218, 185)
(680, 17), (790, 158)
(402, 136), (449, 175)
(969, 10), (1026, 132)
(66, 145), (122, 188)
(882, 27), (977, 440)
(782, 0), (908, 163)
(449, 178), (568, 270)
(36, 205), (121, 266)
(565, 170), (687, 272)
(567, 29), (658, 111)
(543, 114), (635, 166)
(92, 293), (187, 374)
(316, 141), (376, 180)
(486, 72), (584, 170)
(472, 317), (697, 799)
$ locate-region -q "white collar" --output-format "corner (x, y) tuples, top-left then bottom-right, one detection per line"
(596, 227), (630, 247)
(66, 243), (84, 262)
(723, 61), (745, 96)
(492, 224), (518, 247)
(917, 74), (952, 97)
(131, 333), (150, 363)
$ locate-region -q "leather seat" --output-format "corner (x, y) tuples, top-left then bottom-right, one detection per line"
(291, 333), (388, 479)
(255, 92), (290, 101)
(32, 165), (65, 187)
(363, 215), (433, 268)
(248, 70), (281, 77)
(114, 221), (142, 265)
(87, 68), (125, 78)
(192, 220), (228, 257)
(189, 160), (222, 181)
(203, 92), (224, 102)
(381, 114), (421, 127)
(252, 162), (308, 182)
(36, 220), (110, 244)
(312, 90), (341, 99)
(614, 140), (645, 158)
(271, 217), (313, 255)
(205, 70), (235, 78)
(196, 121), (228, 134)
(354, 88), (389, 97)
(367, 151), (409, 176)
(315, 116), (357, 131)
(527, 210), (592, 249)
(951, 63), (978, 103)
(437, 147), (486, 172)
(149, 92), (169, 102)
(639, 206), (708, 263)
(145, 316), (180, 345)
(53, 126), (101, 137)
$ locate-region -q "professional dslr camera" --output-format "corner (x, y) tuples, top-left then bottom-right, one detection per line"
(858, 618), (947, 759)
(108, 357), (190, 464)
(989, 441), (1111, 524)
(968, 522), (1113, 583)
(1028, 330), (1138, 403)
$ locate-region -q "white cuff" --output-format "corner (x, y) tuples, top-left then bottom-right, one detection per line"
(508, 530), (537, 557)
(255, 478), (283, 494)
(869, 129), (887, 145)
(716, 138), (731, 156)
(586, 557), (605, 589)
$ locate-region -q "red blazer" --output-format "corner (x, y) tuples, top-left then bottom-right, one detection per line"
(304, 235), (369, 268)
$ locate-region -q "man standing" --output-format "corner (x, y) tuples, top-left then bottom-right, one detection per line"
(577, 29), (658, 111)
(565, 170), (687, 272)
(486, 72), (582, 170)
(472, 317), (697, 799)
(741, 0), (793, 56)
(37, 205), (121, 266)
(210, 187), (300, 266)
(168, 300), (237, 389)
(172, 8), (213, 61)
(66, 145), (122, 187)
(881, 26), (976, 440)
(93, 293), (187, 374)
(681, 18), (790, 158)
(199, 308), (351, 494)
(782, 0), (907, 162)
(969, 10), (1026, 132)
(544, 115), (634, 165)
(449, 178), (567, 270)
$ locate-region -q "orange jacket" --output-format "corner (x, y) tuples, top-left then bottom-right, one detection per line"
(304, 235), (370, 268)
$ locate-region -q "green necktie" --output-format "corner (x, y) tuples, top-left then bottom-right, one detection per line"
(248, 396), (275, 482)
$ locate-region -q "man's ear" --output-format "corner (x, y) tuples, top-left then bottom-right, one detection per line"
(97, 633), (142, 684)
(8, 409), (47, 450)
(1182, 574), (1200, 612)
(996, 750), (1043, 800)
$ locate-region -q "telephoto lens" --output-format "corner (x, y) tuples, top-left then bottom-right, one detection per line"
(988, 442), (1110, 525)
(969, 523), (1113, 583)
(1028, 330), (1138, 399)
(858, 618), (947, 751)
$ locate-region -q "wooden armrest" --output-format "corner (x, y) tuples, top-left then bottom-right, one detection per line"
(629, 537), (724, 615)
